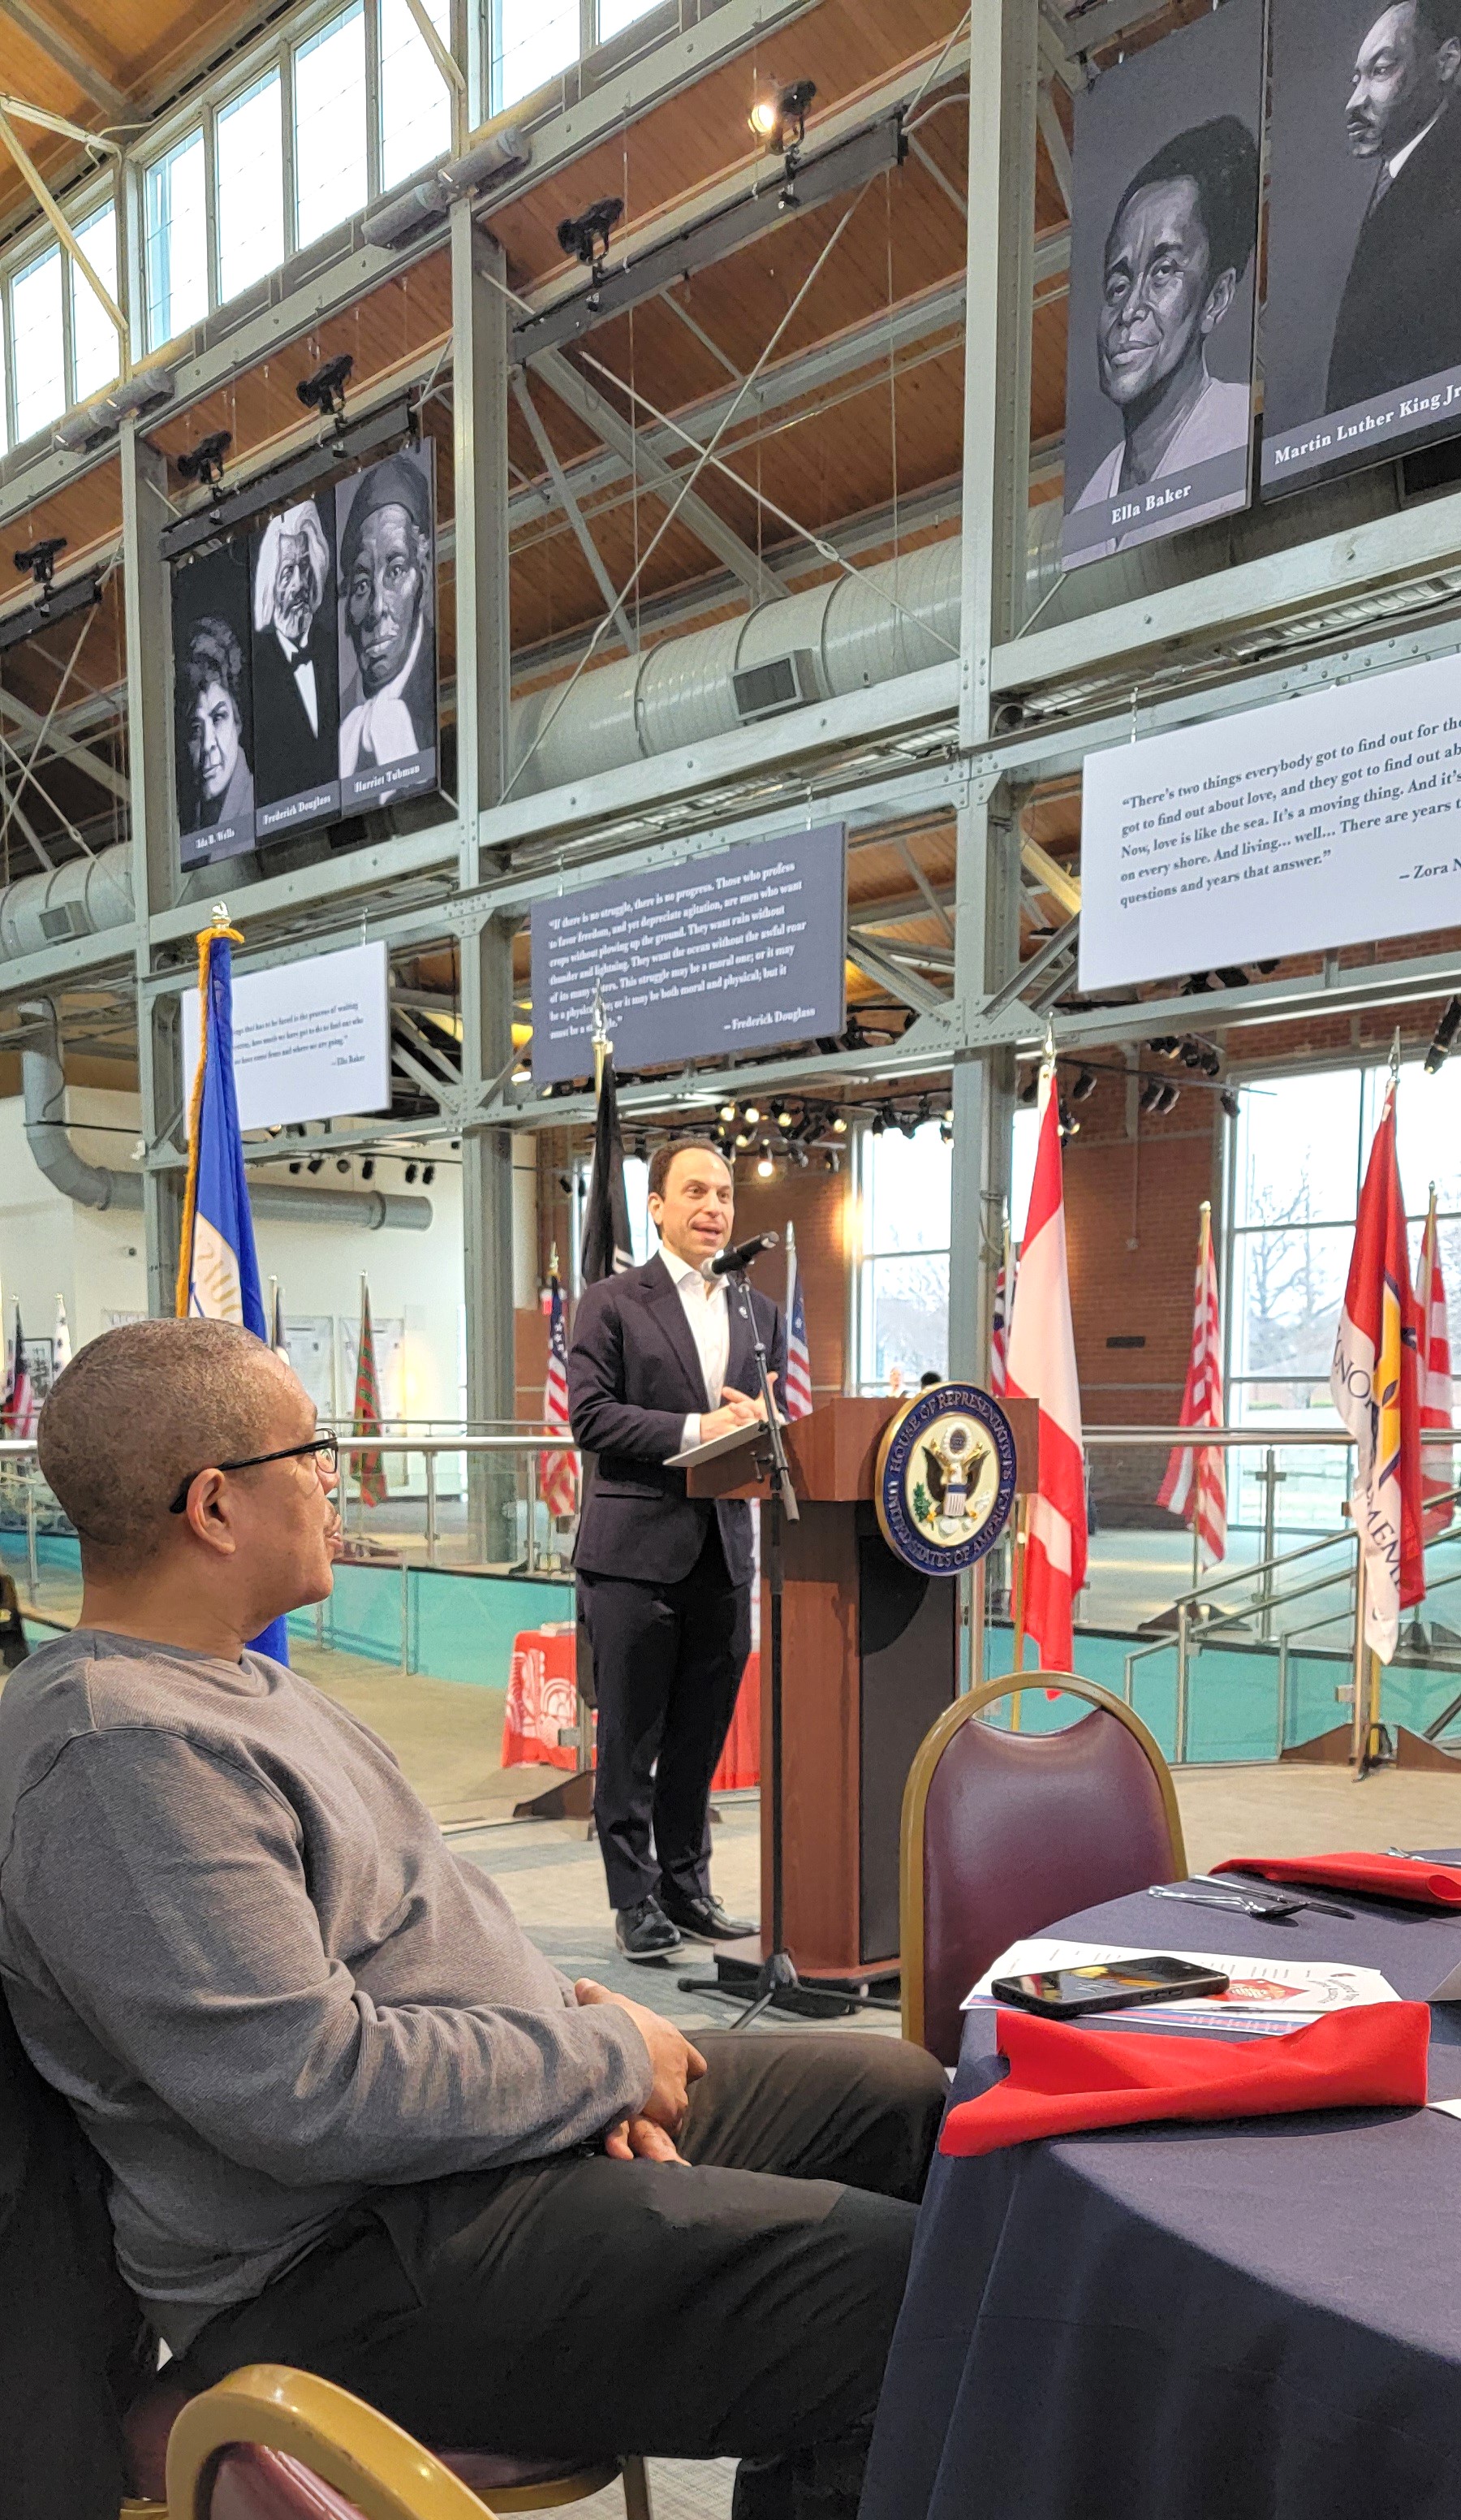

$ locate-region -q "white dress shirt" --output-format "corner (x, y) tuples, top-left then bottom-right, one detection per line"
(661, 1245), (730, 1454)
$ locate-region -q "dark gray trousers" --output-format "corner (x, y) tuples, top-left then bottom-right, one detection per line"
(186, 2031), (948, 2520)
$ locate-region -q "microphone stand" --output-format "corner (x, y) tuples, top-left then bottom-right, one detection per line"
(680, 1263), (804, 2029)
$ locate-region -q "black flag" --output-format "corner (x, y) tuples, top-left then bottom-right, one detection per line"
(581, 1053), (633, 1284)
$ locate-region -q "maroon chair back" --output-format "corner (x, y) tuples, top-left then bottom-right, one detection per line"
(901, 1676), (1187, 2067)
(208, 2445), (368, 2518)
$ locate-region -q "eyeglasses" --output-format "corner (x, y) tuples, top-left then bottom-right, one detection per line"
(169, 1432), (340, 1517)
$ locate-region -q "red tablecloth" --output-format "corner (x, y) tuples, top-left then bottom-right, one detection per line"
(502, 1625), (761, 1789)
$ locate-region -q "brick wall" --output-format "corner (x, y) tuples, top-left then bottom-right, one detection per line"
(723, 1157), (849, 1397)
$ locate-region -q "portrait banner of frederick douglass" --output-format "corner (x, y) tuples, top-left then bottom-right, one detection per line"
(334, 438), (438, 812)
(1061, 0), (1262, 570)
(1264, 0), (1461, 492)
(249, 484), (341, 839)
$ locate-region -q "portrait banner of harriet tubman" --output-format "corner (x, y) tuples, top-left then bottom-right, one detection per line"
(1264, 0), (1461, 492)
(1062, 0), (1263, 570)
(334, 438), (439, 813)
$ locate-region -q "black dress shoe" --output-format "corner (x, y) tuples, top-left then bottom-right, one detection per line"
(615, 1896), (683, 1961)
(660, 1891), (757, 1944)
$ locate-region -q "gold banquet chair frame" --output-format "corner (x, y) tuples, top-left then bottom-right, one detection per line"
(135, 2361), (652, 2520)
(899, 1673), (1188, 2057)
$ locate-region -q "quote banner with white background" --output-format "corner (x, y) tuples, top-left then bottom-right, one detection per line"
(1080, 654), (1461, 991)
(182, 938), (390, 1132)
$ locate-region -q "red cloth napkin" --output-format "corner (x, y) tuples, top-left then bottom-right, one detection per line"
(939, 2002), (1429, 2158)
(1213, 1852), (1461, 1907)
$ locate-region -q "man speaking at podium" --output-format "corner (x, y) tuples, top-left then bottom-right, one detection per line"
(569, 1141), (786, 1961)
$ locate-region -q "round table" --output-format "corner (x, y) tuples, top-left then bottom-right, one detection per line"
(863, 1868), (1461, 2520)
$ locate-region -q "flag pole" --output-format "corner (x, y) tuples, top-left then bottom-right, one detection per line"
(592, 979), (610, 1095)
(1191, 1201), (1211, 1601)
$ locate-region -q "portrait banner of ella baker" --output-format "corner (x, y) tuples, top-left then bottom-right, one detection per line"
(1264, 0), (1461, 494)
(1061, 0), (1262, 570)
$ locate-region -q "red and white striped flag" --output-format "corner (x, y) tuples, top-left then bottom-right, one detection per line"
(1418, 1186), (1454, 1542)
(783, 1224), (812, 1420)
(1331, 1079), (1424, 1662)
(1157, 1201), (1226, 1567)
(1005, 1064), (1087, 1672)
(989, 1240), (1011, 1396)
(3, 1301), (37, 1439)
(541, 1271), (579, 1520)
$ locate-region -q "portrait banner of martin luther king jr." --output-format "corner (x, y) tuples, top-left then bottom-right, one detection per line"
(1264, 0), (1461, 493)
(334, 439), (439, 813)
(1061, 0), (1262, 570)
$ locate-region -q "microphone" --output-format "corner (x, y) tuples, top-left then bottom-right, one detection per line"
(702, 1230), (780, 1278)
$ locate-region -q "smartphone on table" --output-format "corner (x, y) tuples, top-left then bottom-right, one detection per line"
(990, 1955), (1231, 2020)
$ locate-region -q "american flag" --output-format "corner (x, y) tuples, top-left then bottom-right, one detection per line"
(989, 1249), (1011, 1396)
(3, 1301), (37, 1439)
(783, 1226), (812, 1420)
(1418, 1186), (1455, 1541)
(541, 1273), (579, 1519)
(1157, 1200), (1226, 1568)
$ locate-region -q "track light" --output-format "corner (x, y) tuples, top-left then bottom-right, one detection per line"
(1221, 1089), (1240, 1120)
(1139, 1079), (1164, 1114)
(831, 1114), (848, 1134)
(735, 1131), (751, 1149)
(942, 1106), (955, 1125)
(756, 1152), (775, 1179)
(288, 1160), (302, 1175)
(1071, 1066), (1098, 1102)
(899, 1111), (920, 1139)
(176, 429), (231, 490)
(775, 1107), (795, 1130)
(296, 351), (353, 423)
(1018, 1072), (1039, 1106)
(13, 535), (64, 591)
(1426, 998), (1461, 1073)
(405, 1162), (419, 1184)
(871, 1110), (886, 1136)
(556, 196), (623, 309)
(791, 1143), (808, 1167)
(307, 1154), (324, 1173)
(422, 1163), (435, 1185)
(1156, 1081), (1181, 1115)
(1058, 1096), (1080, 1138)
(335, 1157), (350, 1174)
(743, 1105), (761, 1126)
(939, 1120), (953, 1144)
(824, 1148), (841, 1172)
(633, 1134), (649, 1162)
(1149, 1036), (1181, 1059)
(362, 1158), (376, 1181)
(720, 1102), (738, 1123)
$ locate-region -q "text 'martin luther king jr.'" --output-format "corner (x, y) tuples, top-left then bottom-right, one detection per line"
(1070, 117), (1259, 548)
(1326, 0), (1461, 415)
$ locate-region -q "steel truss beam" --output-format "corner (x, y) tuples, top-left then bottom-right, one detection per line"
(0, 0), (127, 117)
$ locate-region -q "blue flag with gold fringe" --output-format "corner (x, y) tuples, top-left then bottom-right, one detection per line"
(177, 917), (290, 1664)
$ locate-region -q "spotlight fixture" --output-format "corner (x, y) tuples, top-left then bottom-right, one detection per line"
(633, 1133), (649, 1162)
(756, 1152), (776, 1179)
(870, 1109), (887, 1136)
(735, 1130), (751, 1149)
(288, 1159), (302, 1175)
(335, 1157), (350, 1174)
(1058, 1096), (1080, 1139)
(791, 1143), (809, 1168)
(176, 429), (231, 491)
(1149, 1036), (1181, 1059)
(1220, 1089), (1241, 1120)
(824, 1147), (841, 1172)
(307, 1154), (324, 1173)
(775, 1107), (795, 1130)
(939, 1120), (953, 1145)
(831, 1113), (848, 1134)
(1138, 1079), (1164, 1114)
(719, 1101), (739, 1123)
(422, 1163), (436, 1185)
(942, 1106), (955, 1127)
(361, 1158), (376, 1181)
(296, 351), (354, 424)
(12, 534), (65, 592)
(541, 1081), (555, 1099)
(1018, 1072), (1039, 1107)
(556, 196), (623, 309)
(1071, 1066), (1098, 1102)
(750, 76), (817, 205)
(405, 1162), (419, 1184)
(899, 1111), (919, 1140)
(1156, 1081), (1181, 1115)
(743, 1104), (761, 1126)
(1425, 997), (1461, 1073)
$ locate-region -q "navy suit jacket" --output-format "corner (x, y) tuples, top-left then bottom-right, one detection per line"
(567, 1251), (786, 1588)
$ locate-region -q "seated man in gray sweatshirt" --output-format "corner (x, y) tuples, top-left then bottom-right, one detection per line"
(0, 1318), (943, 2520)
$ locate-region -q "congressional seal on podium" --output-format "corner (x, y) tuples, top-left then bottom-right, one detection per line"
(875, 1382), (1017, 1577)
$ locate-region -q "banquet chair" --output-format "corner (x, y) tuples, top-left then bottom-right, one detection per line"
(123, 2362), (654, 2520)
(900, 1673), (1187, 2066)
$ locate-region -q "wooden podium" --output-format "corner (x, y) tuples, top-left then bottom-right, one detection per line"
(688, 1394), (1036, 1982)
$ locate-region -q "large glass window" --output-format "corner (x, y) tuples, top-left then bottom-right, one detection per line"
(494, 0), (579, 112)
(295, 5), (369, 249)
(70, 203), (119, 402)
(217, 71), (284, 301)
(11, 244), (64, 442)
(597, 0), (662, 41)
(858, 1121), (951, 1389)
(380, 0), (452, 188)
(1228, 1055), (1461, 1527)
(144, 129), (208, 349)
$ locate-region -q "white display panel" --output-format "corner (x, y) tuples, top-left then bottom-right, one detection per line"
(1080, 654), (1461, 991)
(182, 939), (390, 1132)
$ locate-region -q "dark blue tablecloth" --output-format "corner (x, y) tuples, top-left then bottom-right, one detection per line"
(862, 1869), (1461, 2520)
